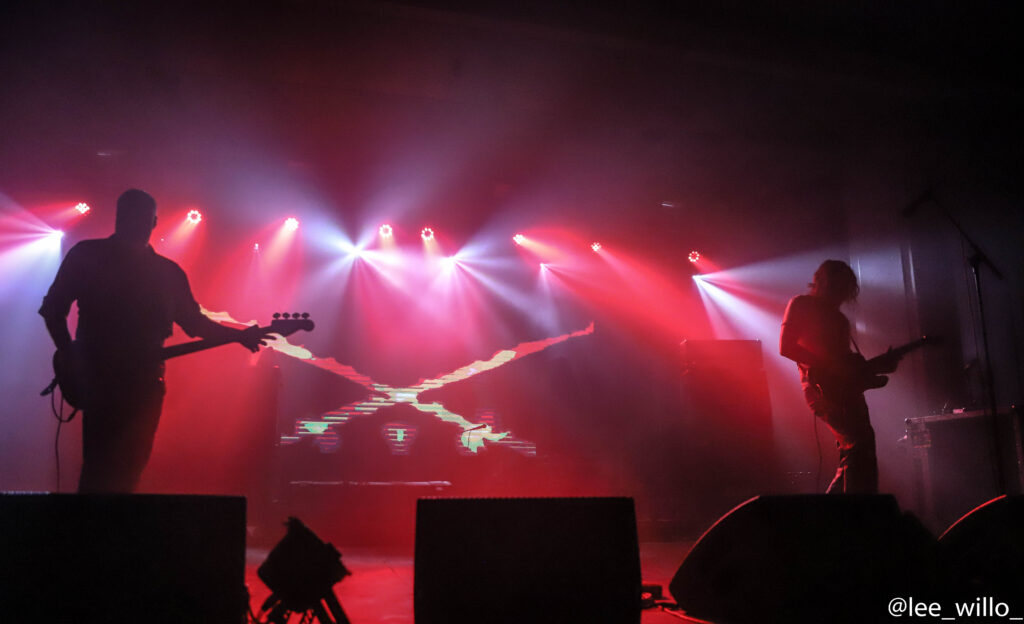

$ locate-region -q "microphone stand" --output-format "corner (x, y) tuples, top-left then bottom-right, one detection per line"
(928, 196), (1009, 495)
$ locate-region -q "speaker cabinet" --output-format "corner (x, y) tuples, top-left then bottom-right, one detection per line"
(669, 495), (937, 623)
(0, 493), (247, 623)
(414, 497), (641, 624)
(679, 340), (777, 498)
(940, 495), (1024, 604)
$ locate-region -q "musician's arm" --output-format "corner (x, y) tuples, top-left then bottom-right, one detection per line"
(779, 296), (832, 370)
(779, 333), (828, 369)
(42, 315), (73, 352)
(172, 269), (266, 352)
(38, 244), (81, 352)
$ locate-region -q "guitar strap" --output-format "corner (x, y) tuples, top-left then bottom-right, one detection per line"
(849, 329), (862, 356)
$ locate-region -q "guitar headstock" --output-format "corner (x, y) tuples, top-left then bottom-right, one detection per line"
(269, 312), (315, 336)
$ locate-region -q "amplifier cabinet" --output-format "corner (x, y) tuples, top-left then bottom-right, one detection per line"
(906, 408), (1023, 531)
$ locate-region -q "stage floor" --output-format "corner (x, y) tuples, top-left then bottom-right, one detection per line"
(244, 540), (704, 623)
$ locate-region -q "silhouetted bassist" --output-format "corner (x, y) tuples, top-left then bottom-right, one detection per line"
(39, 189), (268, 493)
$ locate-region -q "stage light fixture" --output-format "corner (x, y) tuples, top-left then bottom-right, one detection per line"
(257, 517), (352, 624)
(379, 224), (393, 238)
(689, 251), (701, 263)
(513, 234), (525, 245)
(591, 242), (601, 252)
(421, 227), (434, 241)
(75, 202), (90, 215)
(253, 243), (260, 252)
(186, 209), (202, 225)
(284, 217), (300, 232)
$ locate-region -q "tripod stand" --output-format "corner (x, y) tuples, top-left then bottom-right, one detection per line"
(259, 586), (351, 624)
(256, 517), (354, 624)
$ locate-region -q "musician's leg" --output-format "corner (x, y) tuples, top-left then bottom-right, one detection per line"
(79, 379), (165, 494)
(836, 396), (877, 494)
(825, 457), (846, 494)
(804, 385), (878, 494)
(820, 397), (877, 494)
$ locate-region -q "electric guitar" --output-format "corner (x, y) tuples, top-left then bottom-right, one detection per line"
(42, 313), (315, 410)
(808, 335), (938, 399)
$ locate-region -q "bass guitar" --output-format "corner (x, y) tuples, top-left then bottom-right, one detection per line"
(42, 313), (314, 411)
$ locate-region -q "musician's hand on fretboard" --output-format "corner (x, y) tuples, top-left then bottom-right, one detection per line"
(238, 324), (275, 353)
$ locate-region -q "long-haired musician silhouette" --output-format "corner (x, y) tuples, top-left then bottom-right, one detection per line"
(780, 260), (902, 493)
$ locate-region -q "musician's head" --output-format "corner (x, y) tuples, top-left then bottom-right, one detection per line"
(810, 259), (859, 304)
(114, 189), (158, 243)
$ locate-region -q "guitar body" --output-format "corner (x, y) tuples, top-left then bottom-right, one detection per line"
(808, 353), (889, 401)
(52, 347), (87, 410)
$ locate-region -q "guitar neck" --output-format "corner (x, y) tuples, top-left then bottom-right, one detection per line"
(158, 317), (313, 362)
(161, 334), (243, 361)
(866, 337), (929, 366)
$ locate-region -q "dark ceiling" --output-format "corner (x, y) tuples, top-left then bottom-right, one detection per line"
(1, 0), (1020, 252)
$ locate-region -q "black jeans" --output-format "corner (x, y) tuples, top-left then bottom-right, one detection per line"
(802, 382), (878, 494)
(79, 374), (165, 493)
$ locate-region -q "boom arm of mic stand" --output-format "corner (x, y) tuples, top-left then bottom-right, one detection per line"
(936, 201), (1005, 280)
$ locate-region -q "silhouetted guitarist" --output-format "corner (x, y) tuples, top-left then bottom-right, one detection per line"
(780, 260), (903, 494)
(39, 189), (267, 493)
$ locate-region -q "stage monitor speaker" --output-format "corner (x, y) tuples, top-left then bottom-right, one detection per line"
(939, 495), (1024, 604)
(414, 497), (641, 624)
(669, 495), (937, 623)
(0, 493), (246, 624)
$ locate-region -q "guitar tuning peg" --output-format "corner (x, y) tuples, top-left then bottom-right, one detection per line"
(273, 312), (281, 319)
(293, 312), (301, 320)
(301, 312), (310, 319)
(282, 313), (291, 319)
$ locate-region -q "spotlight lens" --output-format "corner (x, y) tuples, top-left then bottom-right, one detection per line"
(75, 202), (90, 215)
(421, 227), (434, 241)
(513, 234), (525, 245)
(591, 242), (601, 252)
(379, 224), (393, 238)
(186, 209), (203, 225)
(253, 243), (260, 252)
(688, 250), (700, 263)
(284, 217), (300, 231)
